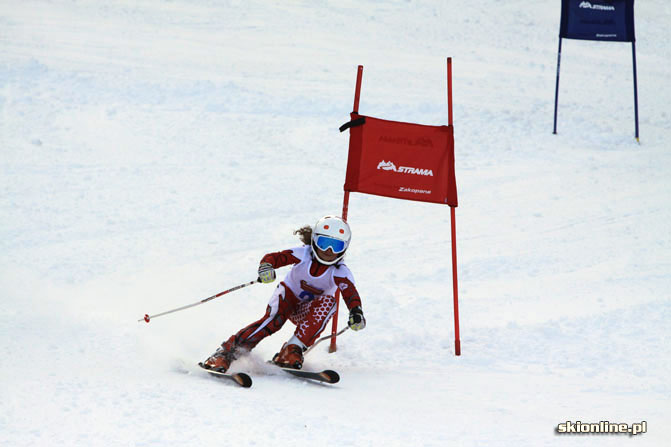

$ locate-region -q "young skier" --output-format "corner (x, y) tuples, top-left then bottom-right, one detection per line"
(203, 215), (366, 371)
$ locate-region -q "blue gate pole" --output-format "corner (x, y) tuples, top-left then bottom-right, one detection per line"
(553, 37), (563, 134)
(632, 41), (640, 142)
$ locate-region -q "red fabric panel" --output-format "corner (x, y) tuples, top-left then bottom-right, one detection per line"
(344, 113), (458, 206)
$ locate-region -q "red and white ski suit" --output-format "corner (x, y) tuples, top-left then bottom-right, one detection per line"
(222, 246), (362, 352)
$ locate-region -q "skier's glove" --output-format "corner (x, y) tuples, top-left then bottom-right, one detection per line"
(258, 262), (276, 284)
(348, 306), (366, 331)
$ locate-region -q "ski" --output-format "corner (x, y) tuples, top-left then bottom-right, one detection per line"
(269, 362), (340, 384)
(198, 362), (253, 388)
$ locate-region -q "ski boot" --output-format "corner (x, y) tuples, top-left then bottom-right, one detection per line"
(272, 343), (304, 370)
(202, 342), (237, 372)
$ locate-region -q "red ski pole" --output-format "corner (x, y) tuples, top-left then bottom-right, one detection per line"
(305, 327), (349, 355)
(138, 279), (260, 323)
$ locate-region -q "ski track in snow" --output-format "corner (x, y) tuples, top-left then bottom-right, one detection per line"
(1, 1), (670, 446)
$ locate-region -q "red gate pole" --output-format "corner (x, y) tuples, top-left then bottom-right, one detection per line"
(451, 207), (461, 356)
(447, 57), (461, 356)
(353, 65), (364, 114)
(447, 57), (453, 126)
(330, 65), (363, 353)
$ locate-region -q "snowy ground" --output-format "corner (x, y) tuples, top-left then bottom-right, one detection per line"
(1, 1), (670, 446)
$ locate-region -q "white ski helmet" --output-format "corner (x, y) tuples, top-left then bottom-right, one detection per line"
(311, 216), (352, 265)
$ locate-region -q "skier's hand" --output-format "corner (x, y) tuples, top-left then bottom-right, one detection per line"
(348, 306), (366, 331)
(258, 262), (276, 284)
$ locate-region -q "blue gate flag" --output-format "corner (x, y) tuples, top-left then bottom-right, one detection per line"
(560, 0), (635, 42)
(554, 0), (639, 139)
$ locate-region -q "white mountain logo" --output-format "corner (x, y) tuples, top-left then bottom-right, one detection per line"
(377, 160), (433, 177)
(579, 2), (615, 11)
(377, 160), (397, 171)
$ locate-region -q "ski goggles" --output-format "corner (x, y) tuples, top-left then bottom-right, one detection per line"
(314, 235), (347, 253)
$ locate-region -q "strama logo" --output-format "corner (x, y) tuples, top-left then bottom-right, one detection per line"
(579, 1), (615, 11)
(377, 160), (433, 176)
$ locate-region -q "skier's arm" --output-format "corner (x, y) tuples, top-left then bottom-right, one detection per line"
(258, 248), (303, 283)
(260, 249), (302, 269)
(333, 275), (362, 310)
(334, 271), (365, 331)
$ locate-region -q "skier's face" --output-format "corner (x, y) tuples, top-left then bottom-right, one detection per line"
(316, 246), (339, 263)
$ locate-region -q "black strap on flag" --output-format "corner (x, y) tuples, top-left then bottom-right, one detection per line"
(339, 116), (366, 133)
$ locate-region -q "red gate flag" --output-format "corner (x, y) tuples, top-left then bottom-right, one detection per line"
(329, 60), (461, 356)
(341, 113), (458, 207)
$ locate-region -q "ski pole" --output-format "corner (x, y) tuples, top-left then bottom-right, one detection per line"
(305, 326), (350, 355)
(139, 279), (260, 323)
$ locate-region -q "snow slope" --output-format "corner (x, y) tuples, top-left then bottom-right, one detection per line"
(1, 1), (669, 445)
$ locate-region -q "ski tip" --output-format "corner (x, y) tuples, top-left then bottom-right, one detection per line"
(321, 370), (340, 384)
(198, 363), (253, 388)
(233, 373), (253, 388)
